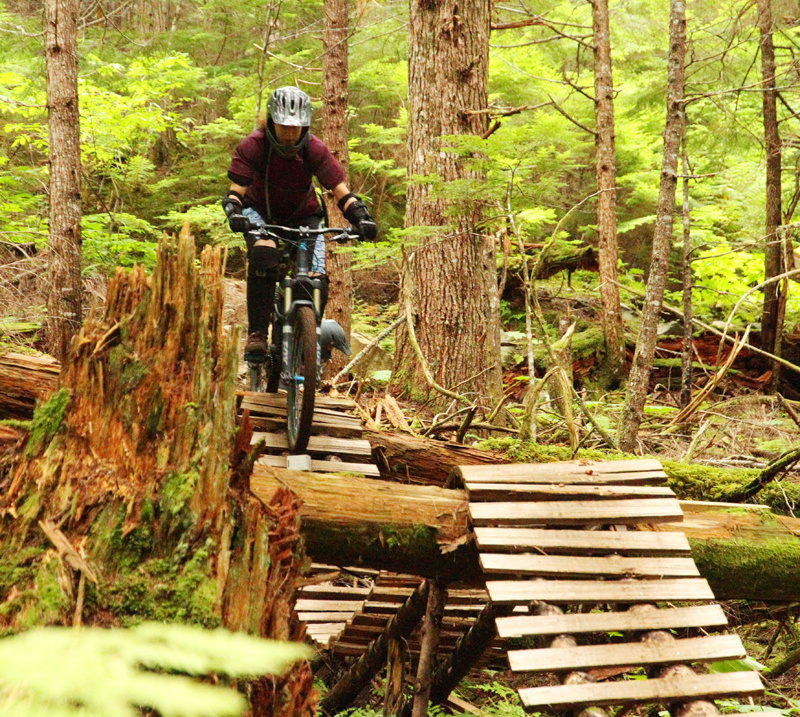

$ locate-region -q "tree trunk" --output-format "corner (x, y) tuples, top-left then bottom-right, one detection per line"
(44, 0), (83, 362)
(322, 0), (353, 379)
(248, 465), (800, 602)
(618, 0), (686, 452)
(680, 130), (694, 410)
(0, 227), (314, 717)
(138, 0), (170, 34)
(757, 0), (783, 372)
(592, 0), (625, 388)
(393, 0), (502, 409)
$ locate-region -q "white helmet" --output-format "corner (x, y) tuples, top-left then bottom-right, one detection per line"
(267, 87), (312, 127)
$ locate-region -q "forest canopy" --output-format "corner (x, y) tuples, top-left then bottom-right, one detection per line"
(1, 0), (798, 335)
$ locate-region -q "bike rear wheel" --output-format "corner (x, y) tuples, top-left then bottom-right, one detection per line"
(286, 306), (317, 454)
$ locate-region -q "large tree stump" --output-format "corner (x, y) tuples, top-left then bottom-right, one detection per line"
(0, 226), (313, 717)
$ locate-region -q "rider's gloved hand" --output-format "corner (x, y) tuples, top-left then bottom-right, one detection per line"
(222, 191), (249, 234)
(339, 193), (378, 241)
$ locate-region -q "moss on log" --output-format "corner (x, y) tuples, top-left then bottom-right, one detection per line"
(656, 503), (800, 602)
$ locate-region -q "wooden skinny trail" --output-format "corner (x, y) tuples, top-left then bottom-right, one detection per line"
(238, 391), (772, 715)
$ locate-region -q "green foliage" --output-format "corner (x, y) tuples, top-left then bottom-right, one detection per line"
(0, 623), (312, 717)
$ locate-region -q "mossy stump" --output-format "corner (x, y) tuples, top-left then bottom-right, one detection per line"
(0, 224), (314, 717)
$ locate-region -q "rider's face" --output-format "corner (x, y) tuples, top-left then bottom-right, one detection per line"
(274, 123), (302, 146)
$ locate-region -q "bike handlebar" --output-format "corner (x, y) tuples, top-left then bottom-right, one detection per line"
(244, 221), (359, 244)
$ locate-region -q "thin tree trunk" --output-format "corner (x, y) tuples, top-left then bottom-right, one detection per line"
(681, 127), (693, 410)
(592, 0), (625, 387)
(322, 0), (353, 379)
(254, 3), (281, 131)
(411, 581), (447, 717)
(384, 638), (408, 717)
(393, 0), (502, 410)
(618, 0), (686, 452)
(45, 0), (83, 362)
(757, 0), (783, 372)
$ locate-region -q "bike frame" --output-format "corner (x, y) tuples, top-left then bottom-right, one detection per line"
(246, 223), (355, 391)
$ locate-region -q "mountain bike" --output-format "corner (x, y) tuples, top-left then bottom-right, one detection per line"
(245, 223), (356, 454)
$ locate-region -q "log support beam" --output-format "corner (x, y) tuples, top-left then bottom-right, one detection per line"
(319, 580), (430, 716)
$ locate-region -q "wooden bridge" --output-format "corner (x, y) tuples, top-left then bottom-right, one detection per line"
(241, 392), (772, 717)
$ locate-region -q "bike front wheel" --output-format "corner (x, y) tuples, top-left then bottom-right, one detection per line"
(286, 306), (317, 454)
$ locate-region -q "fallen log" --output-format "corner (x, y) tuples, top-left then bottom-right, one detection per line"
(250, 465), (479, 581)
(365, 429), (508, 485)
(251, 466), (800, 601)
(0, 351), (59, 420)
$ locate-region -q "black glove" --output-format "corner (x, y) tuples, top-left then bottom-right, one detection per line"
(340, 193), (378, 241)
(222, 191), (249, 234)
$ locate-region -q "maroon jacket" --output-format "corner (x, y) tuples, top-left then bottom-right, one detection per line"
(227, 130), (345, 223)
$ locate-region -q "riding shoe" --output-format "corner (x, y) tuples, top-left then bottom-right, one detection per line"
(244, 331), (268, 361)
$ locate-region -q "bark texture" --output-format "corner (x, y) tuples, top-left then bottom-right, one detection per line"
(44, 0), (83, 361)
(322, 0), (353, 378)
(618, 0), (686, 452)
(757, 0), (783, 369)
(0, 227), (314, 717)
(366, 428), (509, 485)
(393, 0), (502, 409)
(592, 0), (625, 387)
(0, 352), (60, 420)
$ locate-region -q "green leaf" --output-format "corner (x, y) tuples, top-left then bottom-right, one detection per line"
(708, 656), (765, 673)
(0, 625), (312, 717)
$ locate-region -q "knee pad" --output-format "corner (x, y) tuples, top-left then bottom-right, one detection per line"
(248, 245), (281, 281)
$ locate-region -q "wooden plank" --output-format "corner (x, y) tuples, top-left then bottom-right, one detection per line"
(518, 671), (763, 709)
(306, 622), (347, 633)
(240, 390), (356, 410)
(350, 613), (476, 630)
(371, 586), (488, 604)
(469, 499), (683, 526)
(242, 400), (361, 423)
(252, 432), (373, 457)
(299, 585), (371, 599)
(486, 578), (716, 604)
(298, 612), (357, 622)
(248, 415), (363, 438)
(466, 483), (674, 502)
(474, 527), (691, 555)
(362, 600), (484, 614)
(295, 599), (365, 612)
(508, 634), (745, 673)
(455, 459), (667, 485)
(495, 604), (729, 638)
(479, 553), (699, 578)
(256, 454), (381, 476)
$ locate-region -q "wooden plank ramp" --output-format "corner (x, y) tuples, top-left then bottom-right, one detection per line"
(237, 390), (381, 477)
(451, 459), (766, 714)
(297, 569), (505, 666)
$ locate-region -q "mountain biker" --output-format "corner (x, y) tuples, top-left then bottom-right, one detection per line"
(222, 86), (378, 360)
